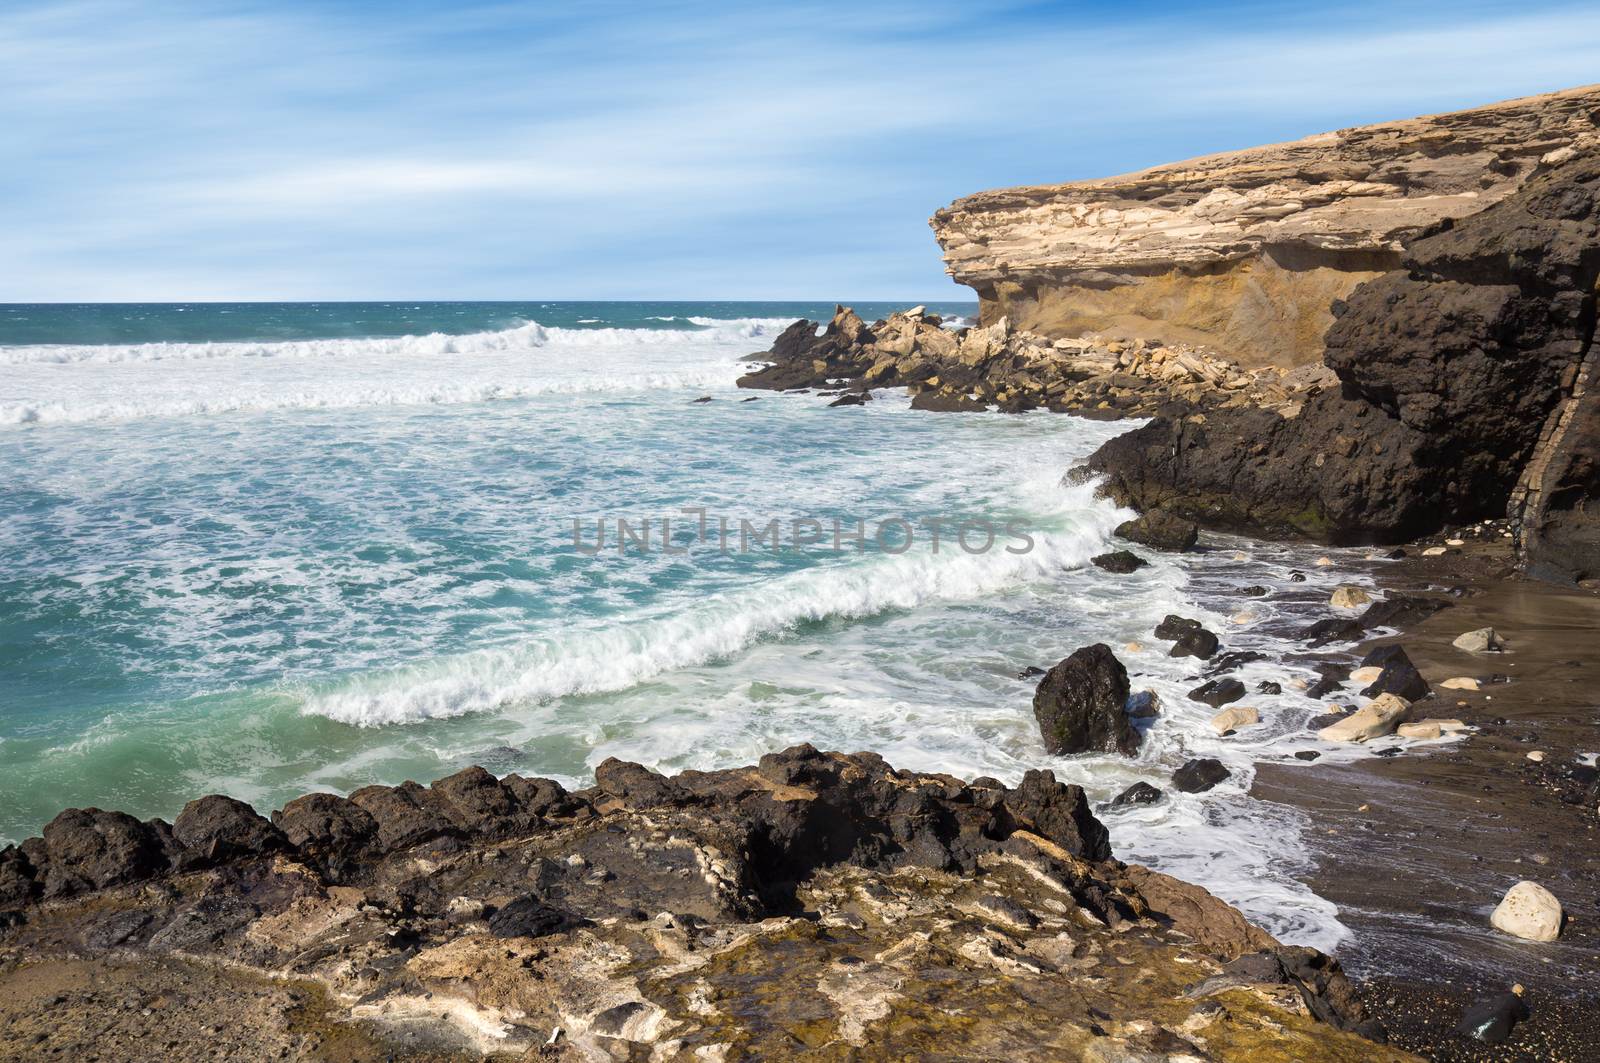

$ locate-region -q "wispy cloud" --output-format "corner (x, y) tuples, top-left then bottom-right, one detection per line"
(2, 0), (1598, 300)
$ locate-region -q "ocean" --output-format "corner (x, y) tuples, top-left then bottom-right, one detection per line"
(0, 301), (1368, 950)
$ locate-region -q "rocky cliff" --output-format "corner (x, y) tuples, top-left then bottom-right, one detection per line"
(931, 85), (1600, 368)
(0, 748), (1401, 1060)
(1084, 140), (1600, 578)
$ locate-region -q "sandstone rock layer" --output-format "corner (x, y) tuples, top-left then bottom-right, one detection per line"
(932, 85), (1600, 367)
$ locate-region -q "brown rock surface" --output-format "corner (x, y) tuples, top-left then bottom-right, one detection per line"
(932, 84), (1600, 367)
(0, 747), (1402, 1060)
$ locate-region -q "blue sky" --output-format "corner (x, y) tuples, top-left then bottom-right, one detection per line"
(3, 1), (1599, 301)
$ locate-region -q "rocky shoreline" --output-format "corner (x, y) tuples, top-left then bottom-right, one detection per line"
(0, 748), (1399, 1060)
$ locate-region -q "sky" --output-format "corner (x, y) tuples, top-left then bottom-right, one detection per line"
(3, 0), (1599, 302)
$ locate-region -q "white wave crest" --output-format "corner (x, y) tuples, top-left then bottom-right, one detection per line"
(1, 317), (798, 367)
(0, 367), (738, 425)
(301, 506), (1122, 727)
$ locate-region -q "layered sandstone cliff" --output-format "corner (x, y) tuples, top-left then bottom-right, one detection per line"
(931, 85), (1600, 367)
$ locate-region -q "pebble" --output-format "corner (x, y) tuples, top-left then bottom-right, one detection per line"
(1526, 750), (1545, 762)
(1440, 676), (1481, 691)
(1453, 627), (1504, 653)
(1210, 705), (1260, 735)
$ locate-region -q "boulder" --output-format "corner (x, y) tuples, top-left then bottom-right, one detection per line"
(1329, 586), (1372, 610)
(1453, 627), (1504, 653)
(172, 795), (287, 868)
(1032, 645), (1139, 756)
(1358, 648), (1431, 702)
(1109, 782), (1163, 808)
(1210, 706), (1260, 735)
(1316, 694), (1410, 743)
(1454, 992), (1530, 1045)
(1169, 627), (1220, 660)
(1301, 617), (1365, 648)
(1489, 881), (1563, 941)
(1440, 676), (1481, 691)
(1154, 615), (1203, 640)
(272, 792), (379, 875)
(1187, 678), (1246, 709)
(1349, 666), (1382, 684)
(1113, 510), (1198, 552)
(1091, 550), (1147, 574)
(1173, 759), (1231, 793)
(38, 809), (171, 898)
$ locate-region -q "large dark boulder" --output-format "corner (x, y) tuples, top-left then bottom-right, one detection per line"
(1114, 509), (1198, 551)
(271, 792), (379, 876)
(1032, 644), (1139, 756)
(348, 781), (461, 852)
(1358, 648), (1431, 702)
(172, 795), (287, 868)
(38, 809), (170, 897)
(1187, 678), (1246, 709)
(1173, 759), (1231, 793)
(1087, 156), (1600, 556)
(1091, 549), (1147, 574)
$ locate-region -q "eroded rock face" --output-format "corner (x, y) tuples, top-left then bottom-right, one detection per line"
(1087, 151), (1600, 552)
(0, 749), (1397, 1060)
(932, 85), (1600, 367)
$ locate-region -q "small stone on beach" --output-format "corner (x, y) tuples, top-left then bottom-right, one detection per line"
(1210, 705), (1260, 735)
(1453, 627), (1503, 653)
(1329, 586), (1371, 610)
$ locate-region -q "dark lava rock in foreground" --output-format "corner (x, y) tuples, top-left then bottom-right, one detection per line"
(0, 747), (1389, 1060)
(1032, 643), (1140, 756)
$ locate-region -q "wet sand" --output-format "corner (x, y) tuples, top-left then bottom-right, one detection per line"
(1253, 538), (1600, 1060)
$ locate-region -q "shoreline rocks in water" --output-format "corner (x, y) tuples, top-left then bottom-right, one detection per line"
(1031, 643), (1140, 756)
(0, 747), (1398, 1060)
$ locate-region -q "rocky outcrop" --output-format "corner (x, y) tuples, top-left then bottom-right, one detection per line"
(932, 85), (1600, 368)
(1086, 149), (1600, 564)
(0, 748), (1403, 1060)
(737, 304), (1323, 417)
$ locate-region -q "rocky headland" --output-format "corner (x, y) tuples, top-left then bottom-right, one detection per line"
(0, 748), (1398, 1060)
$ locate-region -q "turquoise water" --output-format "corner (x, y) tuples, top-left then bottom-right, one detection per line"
(0, 301), (1357, 949)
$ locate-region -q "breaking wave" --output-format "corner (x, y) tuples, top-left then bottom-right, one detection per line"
(1, 317), (796, 366)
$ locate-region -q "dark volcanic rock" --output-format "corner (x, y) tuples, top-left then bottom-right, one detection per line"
(1114, 509), (1198, 552)
(271, 792), (378, 877)
(1302, 616), (1366, 648)
(1173, 759), (1231, 793)
(1109, 782), (1164, 808)
(172, 795), (286, 868)
(487, 895), (586, 939)
(348, 781), (460, 852)
(1032, 644), (1139, 756)
(38, 809), (170, 898)
(1454, 991), (1530, 1044)
(1086, 155), (1600, 560)
(1091, 549), (1148, 574)
(1205, 650), (1266, 674)
(1187, 678), (1246, 709)
(1154, 614), (1203, 640)
(1359, 649), (1431, 703)
(1357, 594), (1451, 630)
(1170, 627), (1221, 660)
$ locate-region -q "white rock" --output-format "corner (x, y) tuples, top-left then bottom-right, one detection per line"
(1440, 676), (1481, 691)
(1490, 881), (1562, 941)
(1446, 538), (1465, 546)
(1124, 641), (1143, 654)
(1350, 666), (1383, 683)
(1330, 586), (1372, 610)
(1314, 557), (1334, 567)
(1210, 705), (1260, 734)
(1396, 721), (1442, 740)
(1453, 627), (1503, 653)
(1422, 546), (1448, 556)
(1527, 750), (1545, 763)
(1317, 694), (1410, 743)
(1230, 610), (1257, 625)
